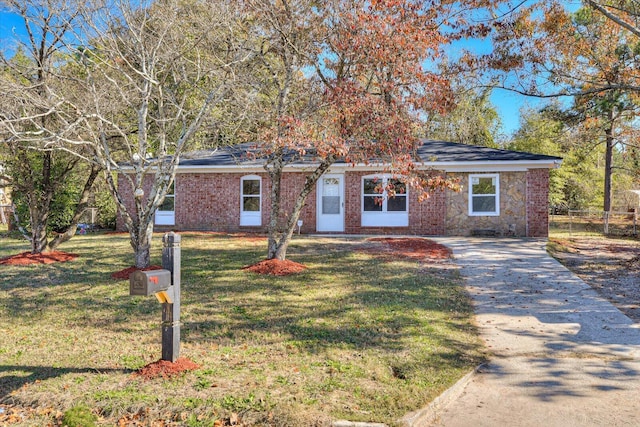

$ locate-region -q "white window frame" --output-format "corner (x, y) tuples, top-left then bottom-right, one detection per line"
(240, 175), (262, 226)
(468, 174), (500, 216)
(155, 181), (175, 225)
(361, 175), (409, 227)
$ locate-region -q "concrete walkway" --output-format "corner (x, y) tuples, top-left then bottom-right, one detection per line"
(428, 238), (640, 427)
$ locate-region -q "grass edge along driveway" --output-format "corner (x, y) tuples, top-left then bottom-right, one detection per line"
(0, 233), (486, 426)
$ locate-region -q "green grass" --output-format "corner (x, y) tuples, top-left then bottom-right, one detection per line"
(0, 233), (485, 426)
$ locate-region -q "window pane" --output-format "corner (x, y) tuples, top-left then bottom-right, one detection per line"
(243, 179), (260, 195)
(322, 196), (340, 214)
(243, 196), (260, 212)
(159, 195), (174, 212)
(472, 177), (496, 195)
(363, 178), (381, 195)
(364, 196), (383, 211)
(387, 195), (406, 212)
(472, 195), (496, 213)
(388, 179), (406, 194)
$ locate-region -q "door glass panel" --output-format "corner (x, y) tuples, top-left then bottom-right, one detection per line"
(322, 178), (340, 214)
(243, 196), (260, 212)
(322, 196), (340, 214)
(243, 179), (260, 195)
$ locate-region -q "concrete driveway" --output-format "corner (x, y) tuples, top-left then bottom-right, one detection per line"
(424, 238), (640, 427)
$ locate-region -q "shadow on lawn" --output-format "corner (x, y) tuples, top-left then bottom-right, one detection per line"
(1, 236), (481, 367)
(179, 244), (479, 359)
(0, 365), (127, 401)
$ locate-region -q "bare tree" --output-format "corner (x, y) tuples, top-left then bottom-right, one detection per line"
(0, 0), (101, 254)
(2, 0), (254, 267)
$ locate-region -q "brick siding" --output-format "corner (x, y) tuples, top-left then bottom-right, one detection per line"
(526, 168), (550, 237)
(117, 168), (550, 237)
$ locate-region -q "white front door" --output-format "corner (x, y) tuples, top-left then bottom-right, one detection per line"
(317, 174), (344, 232)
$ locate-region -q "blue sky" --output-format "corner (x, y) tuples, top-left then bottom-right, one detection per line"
(0, 6), (556, 138)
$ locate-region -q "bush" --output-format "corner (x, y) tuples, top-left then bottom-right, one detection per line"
(61, 405), (97, 427)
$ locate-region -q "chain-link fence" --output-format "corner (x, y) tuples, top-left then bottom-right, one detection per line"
(550, 210), (639, 237)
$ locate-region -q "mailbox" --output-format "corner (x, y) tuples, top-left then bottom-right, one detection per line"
(129, 269), (172, 296)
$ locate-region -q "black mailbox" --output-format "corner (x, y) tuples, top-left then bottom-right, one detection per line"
(129, 269), (172, 296)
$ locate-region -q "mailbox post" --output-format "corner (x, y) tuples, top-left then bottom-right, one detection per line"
(161, 232), (181, 362)
(128, 232), (181, 362)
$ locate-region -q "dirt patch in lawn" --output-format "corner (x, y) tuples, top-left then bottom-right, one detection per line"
(548, 237), (640, 322)
(110, 265), (163, 280)
(243, 258), (307, 276)
(363, 237), (453, 260)
(134, 357), (200, 380)
(0, 251), (78, 265)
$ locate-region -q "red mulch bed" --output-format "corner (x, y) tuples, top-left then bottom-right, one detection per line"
(366, 237), (452, 260)
(243, 259), (307, 276)
(0, 251), (78, 265)
(111, 265), (163, 280)
(134, 357), (200, 380)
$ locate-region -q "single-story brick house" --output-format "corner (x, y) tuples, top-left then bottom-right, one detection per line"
(116, 140), (562, 237)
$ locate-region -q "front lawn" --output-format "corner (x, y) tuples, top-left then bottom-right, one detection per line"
(0, 233), (485, 426)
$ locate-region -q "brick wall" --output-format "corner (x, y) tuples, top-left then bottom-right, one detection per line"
(526, 168), (550, 237)
(344, 171), (446, 235)
(116, 168), (551, 237)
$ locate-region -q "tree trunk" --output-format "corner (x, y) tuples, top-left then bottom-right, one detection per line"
(48, 164), (102, 251)
(30, 207), (49, 254)
(131, 217), (155, 268)
(266, 155), (284, 260)
(266, 157), (336, 261)
(603, 122), (614, 213)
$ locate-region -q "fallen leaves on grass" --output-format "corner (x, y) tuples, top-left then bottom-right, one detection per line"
(0, 251), (78, 265)
(134, 357), (200, 380)
(111, 265), (163, 280)
(365, 237), (452, 260)
(242, 259), (307, 276)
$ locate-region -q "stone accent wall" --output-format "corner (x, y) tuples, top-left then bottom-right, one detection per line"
(445, 172), (527, 236)
(526, 168), (550, 237)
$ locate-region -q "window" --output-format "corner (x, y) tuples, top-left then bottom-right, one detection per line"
(469, 174), (499, 216)
(362, 175), (408, 227)
(240, 175), (261, 226)
(155, 182), (175, 225)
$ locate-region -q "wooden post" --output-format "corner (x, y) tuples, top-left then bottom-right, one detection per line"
(161, 232), (181, 362)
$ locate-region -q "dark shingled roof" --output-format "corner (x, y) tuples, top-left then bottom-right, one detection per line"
(177, 140), (562, 167)
(415, 140), (562, 163)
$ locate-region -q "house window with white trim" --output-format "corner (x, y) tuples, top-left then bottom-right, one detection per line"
(155, 182), (176, 225)
(469, 174), (500, 216)
(362, 175), (408, 227)
(240, 175), (261, 226)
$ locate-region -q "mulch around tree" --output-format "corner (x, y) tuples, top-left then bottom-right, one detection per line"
(365, 237), (453, 260)
(0, 251), (78, 266)
(110, 265), (164, 280)
(134, 357), (200, 380)
(242, 237), (452, 276)
(242, 258), (307, 276)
